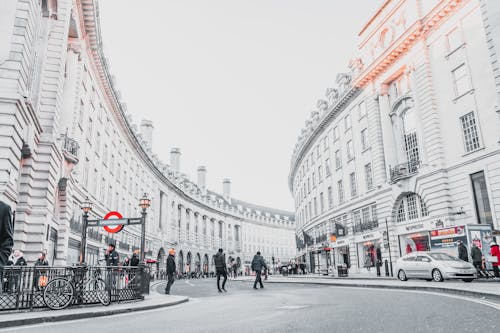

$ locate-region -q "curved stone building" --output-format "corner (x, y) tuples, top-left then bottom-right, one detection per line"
(290, 0), (500, 276)
(0, 0), (295, 274)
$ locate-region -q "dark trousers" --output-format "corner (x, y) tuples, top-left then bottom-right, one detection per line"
(216, 268), (227, 291)
(254, 270), (263, 288)
(473, 261), (488, 278)
(165, 273), (175, 294)
(493, 266), (500, 278)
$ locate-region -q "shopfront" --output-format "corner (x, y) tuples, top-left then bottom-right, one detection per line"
(399, 232), (430, 255)
(331, 238), (350, 269)
(355, 232), (383, 269)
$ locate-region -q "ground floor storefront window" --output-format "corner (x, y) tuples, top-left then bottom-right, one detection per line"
(398, 232), (430, 255)
(357, 240), (381, 268)
(333, 246), (350, 268)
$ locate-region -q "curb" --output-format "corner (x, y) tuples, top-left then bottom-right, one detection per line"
(263, 279), (500, 301)
(0, 296), (189, 329)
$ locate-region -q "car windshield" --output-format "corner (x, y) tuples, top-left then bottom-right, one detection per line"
(428, 253), (460, 261)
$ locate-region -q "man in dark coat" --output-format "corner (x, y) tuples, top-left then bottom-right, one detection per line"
(0, 201), (14, 291)
(251, 251), (267, 289)
(105, 243), (119, 266)
(470, 243), (486, 278)
(457, 240), (468, 262)
(214, 248), (227, 293)
(165, 248), (176, 294)
(130, 251), (140, 266)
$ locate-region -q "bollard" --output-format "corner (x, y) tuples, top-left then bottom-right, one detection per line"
(376, 261), (381, 277)
(384, 260), (389, 276)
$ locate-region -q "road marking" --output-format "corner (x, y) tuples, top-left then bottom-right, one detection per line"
(277, 305), (308, 310)
(185, 280), (195, 287)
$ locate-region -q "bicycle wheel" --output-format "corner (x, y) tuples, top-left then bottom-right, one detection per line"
(43, 278), (74, 310)
(93, 278), (111, 306)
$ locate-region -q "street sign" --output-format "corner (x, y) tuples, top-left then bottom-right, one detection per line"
(86, 213), (143, 234)
(103, 211), (124, 233)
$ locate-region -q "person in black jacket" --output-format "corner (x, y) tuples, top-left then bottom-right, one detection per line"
(214, 248), (227, 293)
(251, 251), (267, 289)
(471, 243), (487, 278)
(0, 201), (14, 293)
(130, 251), (140, 266)
(457, 240), (468, 262)
(165, 248), (176, 294)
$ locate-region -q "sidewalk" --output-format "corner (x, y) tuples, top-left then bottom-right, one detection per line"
(0, 282), (188, 329)
(236, 275), (500, 300)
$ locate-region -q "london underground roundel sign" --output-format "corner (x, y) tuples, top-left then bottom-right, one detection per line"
(103, 211), (124, 233)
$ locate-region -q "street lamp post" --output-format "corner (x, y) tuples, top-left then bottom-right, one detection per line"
(80, 197), (92, 265)
(139, 193), (151, 263)
(384, 218), (393, 277)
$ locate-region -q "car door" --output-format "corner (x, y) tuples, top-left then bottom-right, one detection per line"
(414, 255), (433, 278)
(403, 254), (418, 277)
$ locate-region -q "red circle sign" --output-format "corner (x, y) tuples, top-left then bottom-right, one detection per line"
(103, 211), (124, 233)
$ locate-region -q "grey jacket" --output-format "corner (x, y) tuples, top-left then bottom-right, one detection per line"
(251, 255), (267, 272)
(214, 252), (226, 269)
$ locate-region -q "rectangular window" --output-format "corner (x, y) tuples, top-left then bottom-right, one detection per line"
(313, 197), (318, 216)
(407, 194), (418, 220)
(315, 145), (320, 159)
(312, 172), (316, 187)
(333, 126), (339, 141)
(471, 171), (493, 224)
(365, 163), (373, 191)
(361, 128), (369, 150)
(307, 178), (311, 193)
(358, 101), (367, 119)
(404, 132), (420, 169)
(347, 140), (354, 160)
(338, 180), (345, 204)
(460, 112), (480, 152)
(325, 158), (331, 177)
(323, 137), (328, 151)
(87, 118), (93, 138)
(335, 150), (342, 169)
(318, 165), (322, 182)
(79, 100), (84, 125)
(344, 114), (351, 131)
(319, 192), (324, 213)
(452, 63), (471, 97)
(350, 172), (357, 198)
(327, 186), (333, 208)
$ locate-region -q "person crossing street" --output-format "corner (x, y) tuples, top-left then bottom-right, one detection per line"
(251, 251), (267, 289)
(165, 248), (176, 294)
(214, 248), (227, 293)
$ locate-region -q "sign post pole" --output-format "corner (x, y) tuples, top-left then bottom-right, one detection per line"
(384, 218), (393, 277)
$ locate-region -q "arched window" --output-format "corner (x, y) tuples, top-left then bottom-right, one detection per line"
(396, 193), (429, 222)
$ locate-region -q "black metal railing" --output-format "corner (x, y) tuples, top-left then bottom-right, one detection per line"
(353, 220), (379, 233)
(0, 265), (149, 311)
(390, 160), (420, 182)
(60, 134), (80, 157)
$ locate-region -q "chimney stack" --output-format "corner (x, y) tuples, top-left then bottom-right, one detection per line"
(197, 166), (207, 191)
(140, 119), (154, 149)
(170, 148), (181, 173)
(222, 178), (231, 200)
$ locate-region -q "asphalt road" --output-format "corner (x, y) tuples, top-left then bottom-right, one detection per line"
(3, 278), (500, 333)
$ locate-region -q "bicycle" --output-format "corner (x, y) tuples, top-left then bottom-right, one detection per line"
(43, 265), (111, 310)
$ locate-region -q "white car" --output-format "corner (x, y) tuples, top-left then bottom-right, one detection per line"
(395, 251), (477, 282)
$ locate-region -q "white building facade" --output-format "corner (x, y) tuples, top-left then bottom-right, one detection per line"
(0, 0), (295, 273)
(290, 0), (500, 276)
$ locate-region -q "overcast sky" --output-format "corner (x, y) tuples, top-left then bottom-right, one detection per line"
(98, 0), (382, 212)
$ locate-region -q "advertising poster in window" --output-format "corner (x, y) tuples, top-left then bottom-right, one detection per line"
(467, 224), (493, 269)
(430, 226), (467, 257)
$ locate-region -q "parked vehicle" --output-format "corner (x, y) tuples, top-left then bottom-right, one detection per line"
(395, 252), (477, 282)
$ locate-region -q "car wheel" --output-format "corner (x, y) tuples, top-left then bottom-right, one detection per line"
(432, 269), (444, 282)
(463, 279), (473, 283)
(398, 269), (407, 281)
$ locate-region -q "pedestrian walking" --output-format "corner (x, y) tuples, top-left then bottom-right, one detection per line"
(130, 250), (140, 266)
(34, 252), (49, 289)
(251, 251), (267, 289)
(214, 248), (227, 292)
(105, 243), (119, 287)
(165, 248), (176, 294)
(489, 242), (500, 278)
(471, 243), (487, 278)
(300, 262), (306, 275)
(6, 250), (26, 292)
(457, 240), (469, 262)
(0, 201), (14, 293)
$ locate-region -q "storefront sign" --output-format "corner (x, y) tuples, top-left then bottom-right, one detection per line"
(331, 239), (347, 247)
(405, 223), (424, 232)
(354, 231), (382, 243)
(430, 225), (466, 250)
(394, 221), (431, 235)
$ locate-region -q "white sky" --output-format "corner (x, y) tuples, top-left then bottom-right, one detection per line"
(98, 0), (382, 212)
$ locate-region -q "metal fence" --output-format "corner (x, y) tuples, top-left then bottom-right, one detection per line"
(0, 265), (150, 311)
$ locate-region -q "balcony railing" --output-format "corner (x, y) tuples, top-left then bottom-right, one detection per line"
(390, 160), (420, 183)
(60, 134), (80, 157)
(353, 220), (379, 233)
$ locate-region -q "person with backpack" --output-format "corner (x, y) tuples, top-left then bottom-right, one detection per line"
(251, 251), (267, 290)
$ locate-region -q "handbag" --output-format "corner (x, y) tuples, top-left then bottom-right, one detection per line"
(486, 255), (498, 263)
(38, 275), (48, 287)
